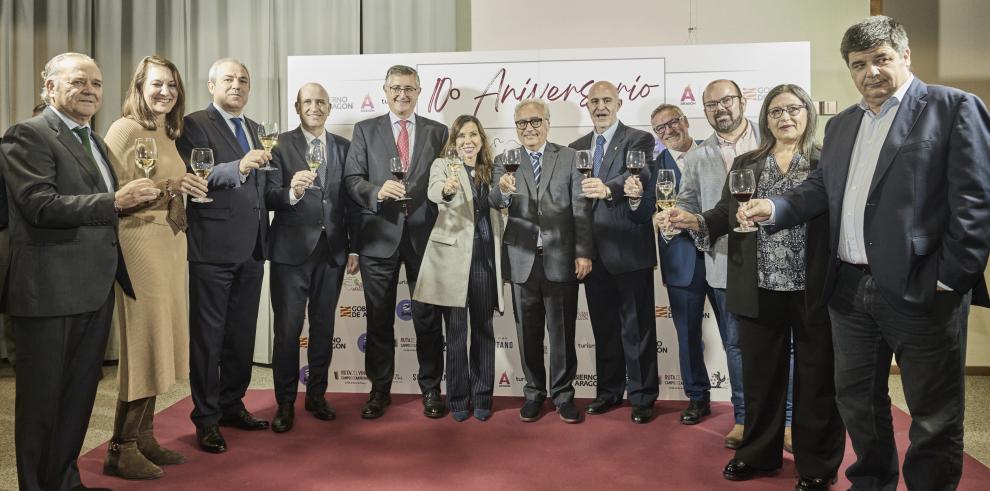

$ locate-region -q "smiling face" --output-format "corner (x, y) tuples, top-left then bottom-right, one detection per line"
(208, 61), (250, 115)
(141, 64), (178, 119)
(295, 83), (330, 134)
(766, 92), (807, 145)
(847, 44), (912, 112)
(703, 80), (746, 134)
(455, 120), (483, 164)
(384, 73), (420, 119)
(651, 108), (692, 153)
(515, 103), (549, 151)
(586, 81), (622, 133)
(48, 57), (103, 125)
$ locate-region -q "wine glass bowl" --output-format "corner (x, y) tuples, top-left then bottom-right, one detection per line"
(256, 121), (279, 172)
(625, 150), (645, 176)
(729, 169), (757, 233)
(389, 156), (411, 202)
(502, 147), (522, 196)
(305, 142), (324, 190)
(655, 169), (679, 240)
(189, 148), (214, 203)
(134, 138), (157, 178)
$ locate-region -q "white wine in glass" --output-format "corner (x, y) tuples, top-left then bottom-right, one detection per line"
(444, 147), (462, 174)
(305, 141), (324, 190)
(656, 169), (679, 240)
(256, 121), (278, 172)
(189, 148), (214, 203)
(134, 138), (157, 178)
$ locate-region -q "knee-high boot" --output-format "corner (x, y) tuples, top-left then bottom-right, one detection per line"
(103, 398), (164, 480)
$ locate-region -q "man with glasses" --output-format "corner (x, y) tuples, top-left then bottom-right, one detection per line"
(568, 81), (658, 424)
(344, 65), (449, 420)
(491, 98), (594, 423)
(675, 79), (757, 448)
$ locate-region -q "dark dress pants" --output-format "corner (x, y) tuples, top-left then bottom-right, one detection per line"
(359, 227), (443, 395)
(511, 254), (578, 406)
(442, 302), (496, 412)
(14, 290), (114, 491)
(830, 263), (968, 491)
(188, 254), (265, 428)
(735, 288), (845, 478)
(270, 236), (345, 403)
(665, 256), (716, 402)
(584, 260), (658, 407)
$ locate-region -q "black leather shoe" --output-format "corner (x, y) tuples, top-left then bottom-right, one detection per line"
(557, 401), (581, 423)
(631, 405), (653, 424)
(361, 392), (391, 419)
(218, 409), (270, 431)
(585, 396), (622, 415)
(196, 425), (227, 454)
(679, 399), (711, 425)
(795, 475), (837, 491)
(423, 391), (445, 419)
(305, 394), (336, 421)
(519, 399), (543, 422)
(271, 402), (294, 433)
(722, 459), (776, 481)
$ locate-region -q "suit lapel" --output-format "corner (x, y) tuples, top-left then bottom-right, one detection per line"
(408, 115), (430, 181)
(600, 123), (625, 179)
(206, 105), (244, 156)
(456, 164), (474, 217)
(538, 144), (558, 199)
(869, 80), (927, 196)
(517, 149), (537, 197)
(290, 128), (309, 172)
(91, 133), (118, 190)
(45, 111), (104, 191)
(377, 115), (400, 162)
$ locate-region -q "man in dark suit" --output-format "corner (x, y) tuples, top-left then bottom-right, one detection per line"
(744, 16), (990, 490)
(176, 58), (273, 453)
(568, 81), (657, 424)
(648, 104), (717, 426)
(491, 98), (594, 424)
(343, 65), (448, 419)
(1, 52), (159, 491)
(266, 83), (359, 433)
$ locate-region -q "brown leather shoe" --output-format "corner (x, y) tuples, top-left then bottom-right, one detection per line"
(724, 424), (745, 449)
(784, 426), (793, 454)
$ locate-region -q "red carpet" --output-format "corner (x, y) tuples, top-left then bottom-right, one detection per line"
(77, 390), (990, 490)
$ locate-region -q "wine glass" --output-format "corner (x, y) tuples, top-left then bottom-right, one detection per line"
(305, 142), (324, 190)
(655, 169), (679, 241)
(189, 148), (214, 203)
(389, 157), (411, 202)
(730, 169), (757, 233)
(444, 147), (462, 175)
(256, 121), (279, 172)
(502, 147), (522, 196)
(626, 150), (645, 176)
(575, 150), (593, 198)
(134, 138), (157, 178)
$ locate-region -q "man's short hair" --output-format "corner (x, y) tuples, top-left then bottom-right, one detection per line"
(384, 65), (420, 87)
(702, 79), (743, 102)
(840, 15), (910, 63)
(40, 52), (96, 102)
(208, 58), (250, 83)
(650, 104), (683, 120)
(514, 98), (550, 121)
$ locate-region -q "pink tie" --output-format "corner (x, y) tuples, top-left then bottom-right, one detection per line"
(397, 119), (410, 171)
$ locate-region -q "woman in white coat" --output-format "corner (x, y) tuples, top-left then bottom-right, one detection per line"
(413, 115), (504, 422)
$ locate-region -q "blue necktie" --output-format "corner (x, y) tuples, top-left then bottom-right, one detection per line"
(231, 117), (250, 153)
(593, 134), (606, 177)
(530, 151), (542, 186)
(312, 138), (328, 186)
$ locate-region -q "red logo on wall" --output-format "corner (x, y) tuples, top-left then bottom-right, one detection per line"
(360, 94), (376, 112)
(680, 86), (696, 104)
(498, 372), (511, 388)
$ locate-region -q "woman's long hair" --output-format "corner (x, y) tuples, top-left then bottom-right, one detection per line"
(121, 55), (186, 140)
(442, 114), (494, 185)
(741, 84), (819, 163)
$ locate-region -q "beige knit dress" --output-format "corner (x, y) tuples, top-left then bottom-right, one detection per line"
(104, 117), (189, 401)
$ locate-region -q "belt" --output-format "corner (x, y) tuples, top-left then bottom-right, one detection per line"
(843, 261), (871, 276)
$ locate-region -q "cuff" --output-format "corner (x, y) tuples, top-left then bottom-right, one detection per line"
(688, 213), (713, 251)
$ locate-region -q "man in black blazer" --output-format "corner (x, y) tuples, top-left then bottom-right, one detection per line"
(1, 52), (159, 491)
(176, 58), (273, 453)
(266, 83), (359, 432)
(343, 65), (449, 419)
(491, 98), (594, 424)
(745, 16), (990, 490)
(568, 81), (657, 424)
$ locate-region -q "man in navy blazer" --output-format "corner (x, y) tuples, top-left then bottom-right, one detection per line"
(569, 81), (658, 424)
(745, 16), (990, 490)
(649, 104), (716, 426)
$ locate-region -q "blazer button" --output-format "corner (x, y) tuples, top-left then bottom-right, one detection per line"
(321, 225), (326, 230)
(322, 200), (327, 204)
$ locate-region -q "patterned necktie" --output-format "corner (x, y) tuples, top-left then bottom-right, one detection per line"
(593, 134), (606, 177)
(397, 119), (410, 171)
(231, 117), (250, 153)
(530, 151), (543, 186)
(312, 138), (328, 186)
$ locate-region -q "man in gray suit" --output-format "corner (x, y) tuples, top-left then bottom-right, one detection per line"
(491, 98), (594, 424)
(676, 79), (757, 448)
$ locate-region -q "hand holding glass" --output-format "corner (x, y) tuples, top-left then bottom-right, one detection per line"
(389, 157), (411, 202)
(730, 169), (757, 232)
(502, 147), (522, 195)
(256, 121), (278, 172)
(189, 148), (214, 203)
(655, 169), (679, 240)
(305, 142), (324, 190)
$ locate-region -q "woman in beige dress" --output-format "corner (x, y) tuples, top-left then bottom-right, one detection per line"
(102, 55), (208, 480)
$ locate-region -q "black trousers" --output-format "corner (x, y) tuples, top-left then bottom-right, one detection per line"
(511, 254), (578, 406)
(583, 261), (658, 407)
(270, 236), (345, 404)
(188, 257), (265, 428)
(15, 290), (114, 491)
(359, 228), (443, 394)
(735, 288), (845, 478)
(442, 304), (495, 412)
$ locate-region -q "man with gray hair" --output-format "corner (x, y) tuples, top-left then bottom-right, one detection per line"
(2, 51), (159, 491)
(491, 98), (593, 423)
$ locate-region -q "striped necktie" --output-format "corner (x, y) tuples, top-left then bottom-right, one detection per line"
(530, 151), (543, 186)
(593, 134), (606, 177)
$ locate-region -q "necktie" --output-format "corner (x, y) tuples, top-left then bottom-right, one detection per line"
(312, 138), (328, 186)
(231, 117), (250, 153)
(593, 134), (606, 177)
(530, 152), (542, 186)
(397, 119), (410, 171)
(71, 126), (99, 171)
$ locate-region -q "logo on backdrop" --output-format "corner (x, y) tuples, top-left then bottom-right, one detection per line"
(498, 372), (511, 388)
(332, 336), (347, 350)
(655, 306), (672, 318)
(342, 276), (363, 292)
(360, 94), (376, 112)
(495, 336), (513, 349)
(710, 371), (729, 389)
(357, 333), (367, 353)
(656, 340), (668, 354)
(574, 374), (597, 387)
(577, 340), (595, 350)
(576, 311), (589, 321)
(340, 305), (368, 318)
(298, 336), (309, 348)
(396, 300), (413, 321)
(742, 86), (774, 103)
(334, 369), (369, 385)
(399, 337), (417, 352)
(663, 373), (683, 388)
(680, 85), (696, 104)
(299, 365), (310, 385)
(330, 96), (353, 110)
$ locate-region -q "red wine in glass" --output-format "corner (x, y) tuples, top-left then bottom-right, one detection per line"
(580, 169), (592, 178)
(503, 162), (520, 173)
(627, 165), (642, 176)
(392, 170), (406, 181)
(732, 192), (752, 202)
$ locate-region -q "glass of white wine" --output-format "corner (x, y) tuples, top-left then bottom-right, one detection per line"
(444, 147), (462, 175)
(134, 137), (157, 178)
(656, 169), (679, 241)
(189, 148), (214, 203)
(256, 121), (278, 172)
(305, 141), (324, 190)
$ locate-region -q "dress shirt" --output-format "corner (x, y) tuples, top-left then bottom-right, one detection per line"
(716, 119), (758, 172)
(289, 128), (327, 205)
(668, 141), (698, 173)
(49, 106), (115, 192)
(212, 103), (254, 183)
(588, 121), (619, 154)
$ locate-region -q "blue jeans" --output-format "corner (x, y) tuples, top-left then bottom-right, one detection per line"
(709, 287), (745, 424)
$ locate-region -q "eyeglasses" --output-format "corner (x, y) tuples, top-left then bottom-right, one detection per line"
(703, 95), (741, 112)
(388, 85), (420, 95)
(515, 118), (545, 130)
(768, 104), (806, 119)
(653, 116), (684, 135)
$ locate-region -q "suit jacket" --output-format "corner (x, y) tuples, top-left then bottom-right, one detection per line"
(702, 150), (828, 318)
(656, 143), (705, 287)
(490, 142), (595, 283)
(343, 113), (449, 258)
(264, 127), (357, 266)
(176, 104), (269, 264)
(0, 107), (133, 317)
(771, 78), (990, 315)
(413, 158), (505, 311)
(569, 122), (656, 274)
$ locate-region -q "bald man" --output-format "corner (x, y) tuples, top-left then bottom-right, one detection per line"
(569, 81), (658, 424)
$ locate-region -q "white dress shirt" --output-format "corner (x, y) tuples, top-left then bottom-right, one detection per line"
(49, 106), (115, 193)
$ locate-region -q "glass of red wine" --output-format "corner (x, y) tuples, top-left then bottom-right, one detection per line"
(626, 150), (645, 176)
(730, 168), (756, 232)
(389, 157), (411, 202)
(575, 150), (593, 197)
(502, 147), (522, 195)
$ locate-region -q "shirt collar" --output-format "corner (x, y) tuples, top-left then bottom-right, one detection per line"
(49, 105), (87, 132)
(594, 121), (620, 145)
(389, 112), (415, 127)
(716, 118), (753, 147)
(212, 102), (244, 124)
(667, 140), (698, 162)
(301, 127), (326, 144)
(857, 74), (915, 116)
(526, 143), (547, 157)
